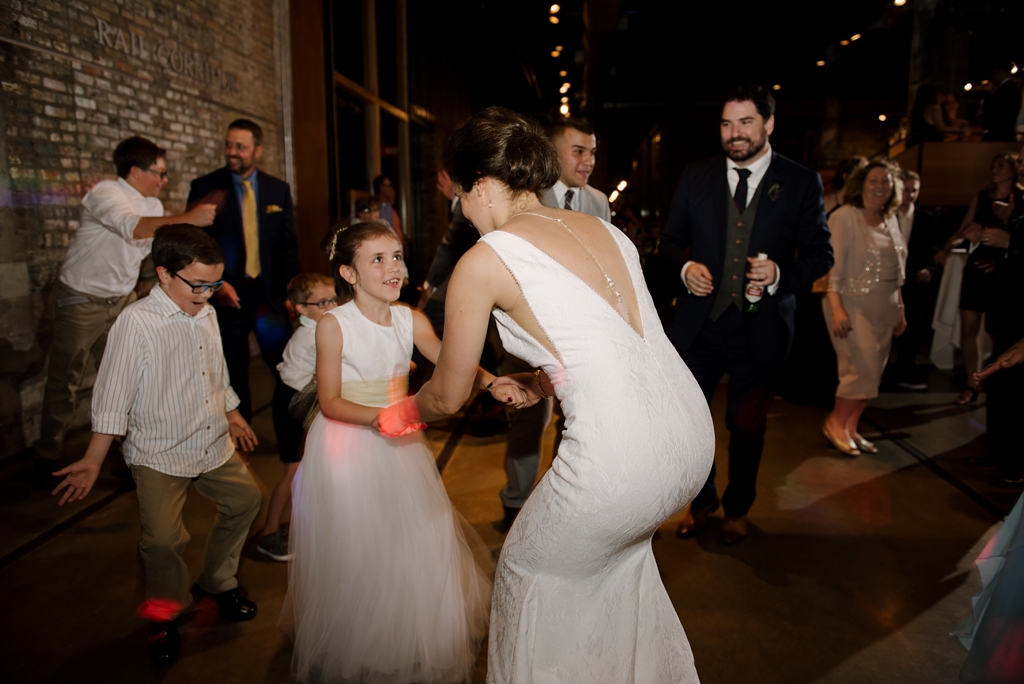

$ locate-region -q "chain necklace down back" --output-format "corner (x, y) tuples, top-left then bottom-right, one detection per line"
(511, 210), (631, 325)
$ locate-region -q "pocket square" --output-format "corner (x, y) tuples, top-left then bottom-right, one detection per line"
(267, 204), (284, 213)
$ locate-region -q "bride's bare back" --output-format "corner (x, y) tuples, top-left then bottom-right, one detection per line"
(450, 208), (644, 369)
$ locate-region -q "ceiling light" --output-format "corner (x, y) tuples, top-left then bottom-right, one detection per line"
(878, 114), (887, 122)
(550, 3), (560, 12)
(556, 45), (563, 51)
(894, 0), (906, 5)
(551, 50), (560, 57)
(772, 84), (781, 90)
(560, 82), (571, 93)
(851, 34), (861, 41)
(1012, 63), (1019, 74)
(816, 60), (826, 66)
(559, 104), (569, 115)
(964, 83), (973, 91)
(561, 96), (569, 103)
(617, 180), (627, 191)
(609, 190), (619, 203)
(559, 70), (567, 76)
(840, 39), (850, 46)
(549, 16), (559, 24)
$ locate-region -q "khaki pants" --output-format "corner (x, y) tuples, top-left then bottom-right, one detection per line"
(132, 453), (262, 609)
(35, 281), (135, 461)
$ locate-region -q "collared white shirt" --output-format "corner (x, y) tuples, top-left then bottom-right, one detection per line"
(681, 144), (780, 294)
(726, 143), (773, 199)
(92, 284), (241, 477)
(897, 202), (915, 246)
(277, 315), (317, 391)
(552, 180), (581, 211)
(60, 178), (163, 298)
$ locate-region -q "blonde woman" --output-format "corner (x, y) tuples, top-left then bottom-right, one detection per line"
(822, 159), (907, 455)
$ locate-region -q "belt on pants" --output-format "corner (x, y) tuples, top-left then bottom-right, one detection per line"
(56, 286), (127, 308)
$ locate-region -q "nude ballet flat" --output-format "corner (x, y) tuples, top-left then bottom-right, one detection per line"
(852, 434), (878, 454)
(822, 422), (860, 456)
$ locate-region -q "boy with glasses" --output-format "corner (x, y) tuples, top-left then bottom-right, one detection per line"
(34, 136), (218, 488)
(53, 225), (263, 665)
(256, 273), (338, 560)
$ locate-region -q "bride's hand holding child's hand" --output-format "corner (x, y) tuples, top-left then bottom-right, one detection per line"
(487, 371), (551, 409)
(489, 382), (530, 409)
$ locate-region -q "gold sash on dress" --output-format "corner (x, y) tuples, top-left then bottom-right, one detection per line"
(340, 375), (409, 409)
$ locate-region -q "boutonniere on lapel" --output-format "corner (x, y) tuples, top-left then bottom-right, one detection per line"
(267, 204), (284, 214)
(767, 183), (782, 202)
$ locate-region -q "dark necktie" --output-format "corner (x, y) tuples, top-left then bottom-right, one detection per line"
(734, 168), (752, 212)
(564, 188), (575, 211)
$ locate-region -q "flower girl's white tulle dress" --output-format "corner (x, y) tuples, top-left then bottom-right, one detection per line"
(283, 301), (492, 684)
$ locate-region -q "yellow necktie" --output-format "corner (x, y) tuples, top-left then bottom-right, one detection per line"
(242, 179), (260, 278)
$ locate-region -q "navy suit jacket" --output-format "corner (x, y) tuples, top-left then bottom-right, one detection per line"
(661, 151), (833, 367)
(904, 205), (943, 280)
(187, 166), (299, 307)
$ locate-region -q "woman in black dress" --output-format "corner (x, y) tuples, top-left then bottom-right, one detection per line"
(936, 153), (1022, 404)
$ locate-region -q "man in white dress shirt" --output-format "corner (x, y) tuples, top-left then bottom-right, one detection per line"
(33, 137), (216, 487)
(540, 119), (612, 220)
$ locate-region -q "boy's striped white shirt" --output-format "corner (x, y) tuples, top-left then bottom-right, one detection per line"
(92, 283), (240, 477)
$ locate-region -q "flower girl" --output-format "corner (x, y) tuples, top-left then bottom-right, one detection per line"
(285, 220), (511, 684)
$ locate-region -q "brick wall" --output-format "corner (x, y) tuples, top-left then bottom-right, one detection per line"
(0, 0), (288, 458)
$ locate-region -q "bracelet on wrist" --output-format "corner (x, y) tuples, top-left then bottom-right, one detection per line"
(533, 369), (548, 399)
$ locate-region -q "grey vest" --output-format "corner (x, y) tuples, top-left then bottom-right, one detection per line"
(709, 180), (765, 321)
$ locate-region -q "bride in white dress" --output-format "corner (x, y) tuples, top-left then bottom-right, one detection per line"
(378, 107), (715, 682)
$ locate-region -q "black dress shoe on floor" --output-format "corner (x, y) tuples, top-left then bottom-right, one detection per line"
(993, 473), (1024, 487)
(147, 620), (180, 666)
(500, 505), (521, 533)
(192, 585), (257, 621)
(964, 456), (1002, 470)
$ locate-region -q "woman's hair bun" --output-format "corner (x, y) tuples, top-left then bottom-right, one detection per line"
(443, 107), (562, 198)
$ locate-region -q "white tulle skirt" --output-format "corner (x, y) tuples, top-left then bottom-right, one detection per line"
(283, 413), (493, 684)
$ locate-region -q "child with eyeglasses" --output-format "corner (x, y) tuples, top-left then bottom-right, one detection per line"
(255, 272), (339, 560)
(52, 225), (263, 665)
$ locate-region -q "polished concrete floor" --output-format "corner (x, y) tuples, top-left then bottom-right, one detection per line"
(1, 361), (1019, 684)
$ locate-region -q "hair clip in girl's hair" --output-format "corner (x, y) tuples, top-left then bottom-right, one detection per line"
(327, 223), (352, 260)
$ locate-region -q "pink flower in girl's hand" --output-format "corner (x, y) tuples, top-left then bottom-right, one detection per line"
(376, 397), (425, 437)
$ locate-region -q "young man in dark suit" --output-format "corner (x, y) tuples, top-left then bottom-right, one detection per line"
(419, 170), (480, 337)
(187, 119), (300, 461)
(661, 83), (833, 544)
(893, 170), (943, 390)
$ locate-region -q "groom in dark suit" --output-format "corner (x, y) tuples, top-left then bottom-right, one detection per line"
(187, 119), (300, 460)
(662, 83), (833, 544)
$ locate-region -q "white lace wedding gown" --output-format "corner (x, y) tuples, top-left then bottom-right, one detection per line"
(284, 302), (492, 684)
(480, 222), (714, 683)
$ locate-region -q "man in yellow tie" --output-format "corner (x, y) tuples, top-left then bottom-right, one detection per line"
(187, 119), (300, 463)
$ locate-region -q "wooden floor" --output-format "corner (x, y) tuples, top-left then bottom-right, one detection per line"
(1, 362), (1018, 684)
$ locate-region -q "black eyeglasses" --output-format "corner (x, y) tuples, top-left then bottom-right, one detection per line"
(173, 272), (224, 294)
(144, 167), (169, 180)
(300, 297), (339, 309)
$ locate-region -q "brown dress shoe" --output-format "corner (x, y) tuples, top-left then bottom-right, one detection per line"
(676, 497), (720, 538)
(720, 515), (749, 545)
